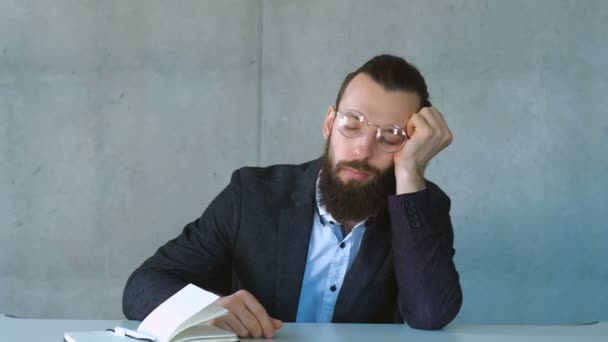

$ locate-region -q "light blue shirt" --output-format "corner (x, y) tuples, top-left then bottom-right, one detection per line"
(295, 179), (367, 322)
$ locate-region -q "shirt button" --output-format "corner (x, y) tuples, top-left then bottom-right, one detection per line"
(330, 285), (337, 292)
(339, 242), (345, 249)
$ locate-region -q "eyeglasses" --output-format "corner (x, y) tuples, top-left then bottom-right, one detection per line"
(334, 109), (408, 152)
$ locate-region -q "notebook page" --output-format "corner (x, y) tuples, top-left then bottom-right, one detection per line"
(137, 284), (221, 341)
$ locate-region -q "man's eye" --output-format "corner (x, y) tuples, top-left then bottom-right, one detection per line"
(343, 123), (360, 130)
(340, 116), (361, 129)
(379, 133), (405, 145)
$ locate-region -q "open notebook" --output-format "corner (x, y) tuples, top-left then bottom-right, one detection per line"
(64, 284), (238, 342)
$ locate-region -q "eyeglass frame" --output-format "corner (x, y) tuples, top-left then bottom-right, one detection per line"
(333, 109), (409, 152)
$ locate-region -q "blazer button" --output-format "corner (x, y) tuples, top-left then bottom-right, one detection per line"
(339, 242), (346, 249)
(330, 285), (337, 292)
(410, 220), (421, 228)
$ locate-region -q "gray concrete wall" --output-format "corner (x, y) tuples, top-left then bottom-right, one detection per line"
(1, 0), (606, 324)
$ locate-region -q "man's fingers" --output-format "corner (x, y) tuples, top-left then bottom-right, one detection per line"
(239, 291), (276, 338)
(433, 108), (454, 143)
(221, 315), (250, 338)
(271, 318), (284, 329)
(233, 304), (264, 338)
(406, 112), (431, 139)
(413, 107), (453, 147)
(418, 107), (442, 130)
(215, 290), (280, 339)
(425, 107), (453, 145)
(433, 107), (448, 126)
(213, 320), (234, 334)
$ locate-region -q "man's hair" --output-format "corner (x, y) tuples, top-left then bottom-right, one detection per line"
(335, 54), (432, 109)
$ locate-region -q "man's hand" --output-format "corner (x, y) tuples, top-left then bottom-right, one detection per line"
(394, 106), (453, 194)
(210, 290), (283, 339)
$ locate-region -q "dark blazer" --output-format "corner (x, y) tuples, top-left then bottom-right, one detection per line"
(122, 159), (462, 329)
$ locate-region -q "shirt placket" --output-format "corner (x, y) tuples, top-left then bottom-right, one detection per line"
(317, 224), (351, 322)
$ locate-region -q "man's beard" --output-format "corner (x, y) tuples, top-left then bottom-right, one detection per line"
(318, 139), (396, 224)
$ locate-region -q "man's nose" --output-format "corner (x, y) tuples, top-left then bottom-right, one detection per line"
(352, 128), (376, 159)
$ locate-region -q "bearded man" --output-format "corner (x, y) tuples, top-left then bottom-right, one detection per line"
(122, 54), (463, 339)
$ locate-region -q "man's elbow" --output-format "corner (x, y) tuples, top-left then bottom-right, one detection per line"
(404, 291), (463, 330)
(122, 297), (141, 321)
(121, 272), (152, 321)
(122, 285), (144, 320)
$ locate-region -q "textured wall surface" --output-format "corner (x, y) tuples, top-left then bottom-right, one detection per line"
(1, 0), (606, 324)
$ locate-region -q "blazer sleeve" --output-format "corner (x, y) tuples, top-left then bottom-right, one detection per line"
(122, 170), (242, 320)
(388, 182), (463, 330)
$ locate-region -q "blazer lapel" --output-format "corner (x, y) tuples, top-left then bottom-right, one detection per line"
(332, 215), (391, 322)
(273, 159), (320, 321)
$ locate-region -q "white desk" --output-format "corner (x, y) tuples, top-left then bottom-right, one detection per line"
(1, 314), (606, 341)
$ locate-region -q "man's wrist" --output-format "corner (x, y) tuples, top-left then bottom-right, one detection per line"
(395, 167), (426, 194)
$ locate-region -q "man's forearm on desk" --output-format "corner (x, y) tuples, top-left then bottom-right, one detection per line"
(122, 267), (190, 320)
(122, 221), (234, 320)
(122, 179), (239, 320)
(388, 187), (462, 330)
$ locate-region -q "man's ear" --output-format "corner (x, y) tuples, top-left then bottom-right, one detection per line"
(322, 106), (336, 139)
